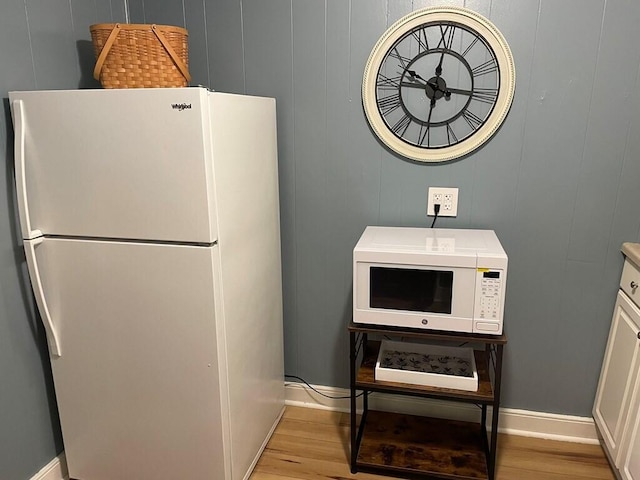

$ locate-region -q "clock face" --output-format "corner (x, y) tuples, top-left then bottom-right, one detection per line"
(362, 7), (515, 163)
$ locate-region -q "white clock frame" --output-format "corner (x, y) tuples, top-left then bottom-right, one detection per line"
(362, 6), (516, 163)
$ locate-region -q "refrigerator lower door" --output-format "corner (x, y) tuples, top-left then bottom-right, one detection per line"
(26, 237), (228, 480)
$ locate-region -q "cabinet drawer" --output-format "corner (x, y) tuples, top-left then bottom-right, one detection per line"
(621, 260), (640, 304)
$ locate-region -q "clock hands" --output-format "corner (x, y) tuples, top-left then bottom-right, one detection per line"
(405, 69), (454, 97)
(400, 81), (427, 89)
(403, 70), (447, 102)
(428, 80), (452, 99)
(405, 70), (427, 85)
(444, 87), (472, 96)
(425, 96), (436, 143)
(425, 79), (451, 100)
(402, 77), (462, 100)
(404, 67), (463, 98)
(405, 69), (436, 137)
(436, 52), (445, 76)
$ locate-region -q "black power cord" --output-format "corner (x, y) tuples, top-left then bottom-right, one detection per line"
(430, 203), (441, 228)
(285, 374), (367, 399)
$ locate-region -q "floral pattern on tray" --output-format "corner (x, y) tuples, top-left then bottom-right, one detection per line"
(380, 349), (473, 377)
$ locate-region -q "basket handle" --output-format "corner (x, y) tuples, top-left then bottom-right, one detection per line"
(151, 24), (191, 83)
(93, 23), (122, 80)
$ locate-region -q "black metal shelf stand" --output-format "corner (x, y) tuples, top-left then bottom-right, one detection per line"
(349, 322), (507, 480)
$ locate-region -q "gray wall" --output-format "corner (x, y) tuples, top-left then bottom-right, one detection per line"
(2, 0), (640, 477)
(0, 2), (127, 479)
(132, 0), (640, 416)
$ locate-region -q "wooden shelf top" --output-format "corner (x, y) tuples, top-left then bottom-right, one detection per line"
(349, 321), (507, 344)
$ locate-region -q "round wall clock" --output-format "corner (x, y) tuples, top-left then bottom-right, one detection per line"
(362, 7), (515, 163)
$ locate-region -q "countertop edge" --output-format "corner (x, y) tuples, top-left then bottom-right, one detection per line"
(622, 242), (640, 268)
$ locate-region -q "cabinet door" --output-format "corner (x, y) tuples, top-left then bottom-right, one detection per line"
(593, 291), (640, 462)
(619, 382), (640, 480)
(619, 290), (640, 480)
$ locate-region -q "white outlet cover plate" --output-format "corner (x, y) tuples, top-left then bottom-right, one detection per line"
(427, 187), (459, 217)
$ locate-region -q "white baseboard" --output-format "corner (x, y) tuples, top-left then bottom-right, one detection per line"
(30, 454), (66, 480)
(285, 381), (601, 444)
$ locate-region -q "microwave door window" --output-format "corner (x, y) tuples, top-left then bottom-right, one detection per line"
(369, 267), (453, 314)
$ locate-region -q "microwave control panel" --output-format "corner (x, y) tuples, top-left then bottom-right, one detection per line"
(478, 270), (503, 321)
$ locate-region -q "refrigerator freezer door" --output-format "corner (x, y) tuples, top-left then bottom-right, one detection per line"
(28, 237), (229, 480)
(10, 88), (217, 243)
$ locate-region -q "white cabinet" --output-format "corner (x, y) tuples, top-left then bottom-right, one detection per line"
(594, 257), (640, 479)
(619, 385), (640, 480)
(593, 291), (640, 460)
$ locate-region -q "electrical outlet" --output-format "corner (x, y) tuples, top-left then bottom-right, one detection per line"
(427, 187), (459, 217)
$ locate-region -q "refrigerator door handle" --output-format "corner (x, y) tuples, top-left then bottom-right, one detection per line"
(12, 100), (42, 240)
(24, 238), (61, 357)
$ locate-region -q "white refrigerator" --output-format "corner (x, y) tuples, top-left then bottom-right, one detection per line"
(9, 88), (285, 480)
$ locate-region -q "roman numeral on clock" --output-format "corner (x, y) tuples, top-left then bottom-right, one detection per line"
(418, 123), (431, 146)
(462, 109), (484, 131)
(446, 122), (459, 145)
(389, 48), (411, 69)
(411, 27), (429, 53)
(391, 114), (412, 137)
(472, 58), (498, 77)
(472, 88), (498, 104)
(438, 24), (456, 50)
(461, 36), (480, 57)
(376, 74), (402, 90)
(377, 94), (402, 116)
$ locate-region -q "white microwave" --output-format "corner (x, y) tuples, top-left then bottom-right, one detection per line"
(353, 226), (507, 335)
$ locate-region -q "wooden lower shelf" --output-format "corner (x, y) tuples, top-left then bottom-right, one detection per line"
(356, 410), (488, 480)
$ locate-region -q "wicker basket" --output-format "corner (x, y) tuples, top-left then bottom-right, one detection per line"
(90, 23), (191, 88)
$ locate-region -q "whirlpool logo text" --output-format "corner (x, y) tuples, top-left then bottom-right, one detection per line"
(171, 103), (192, 111)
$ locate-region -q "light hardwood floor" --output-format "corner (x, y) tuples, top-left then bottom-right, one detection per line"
(250, 406), (615, 480)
